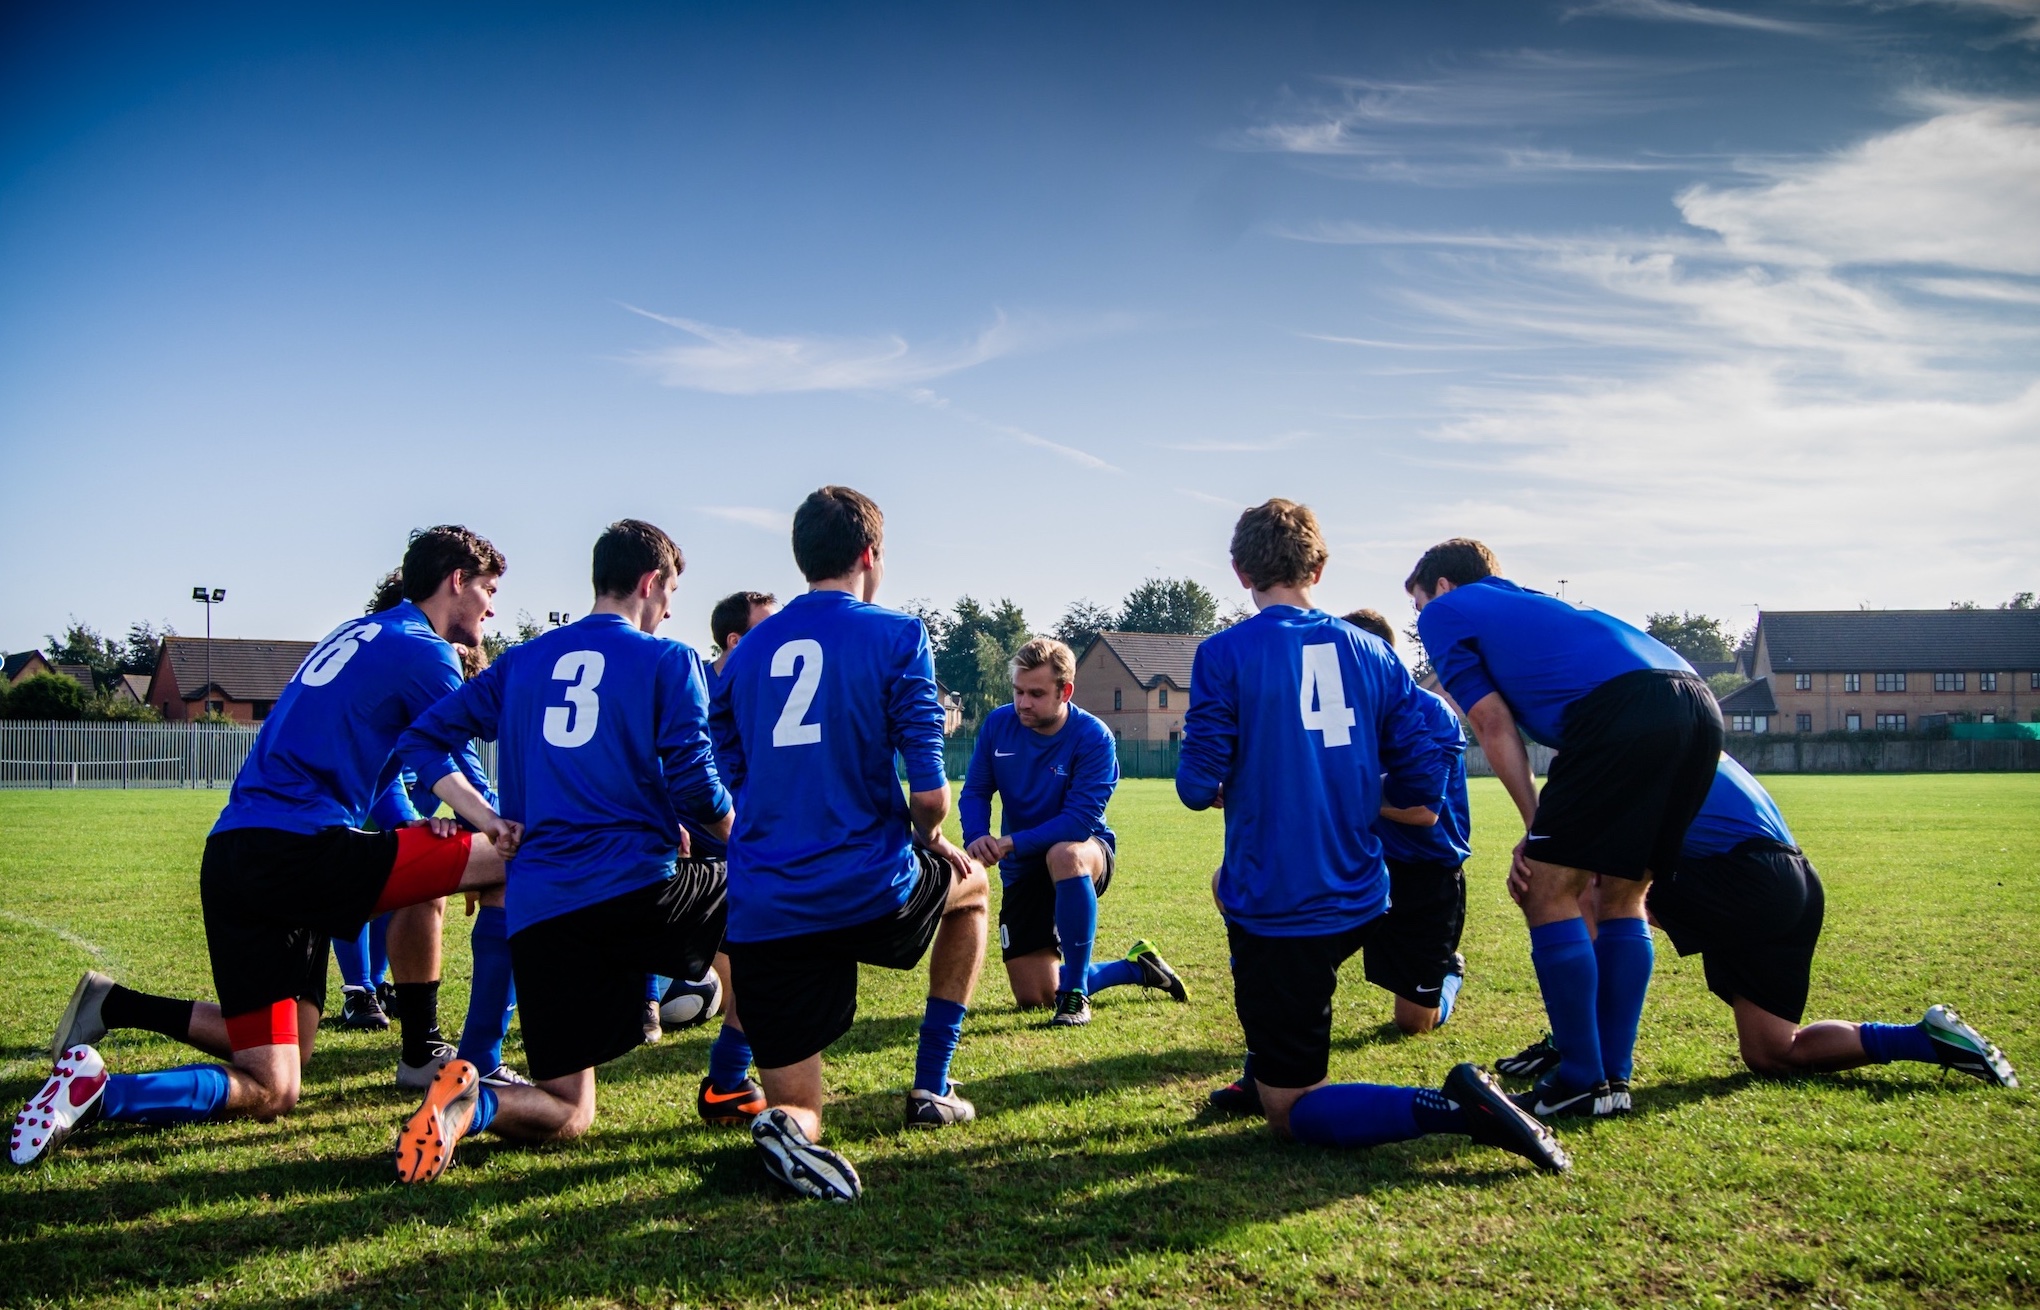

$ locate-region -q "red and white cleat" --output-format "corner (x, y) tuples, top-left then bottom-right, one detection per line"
(11, 1045), (107, 1167)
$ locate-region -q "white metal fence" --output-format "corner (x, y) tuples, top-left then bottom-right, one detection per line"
(0, 721), (264, 789)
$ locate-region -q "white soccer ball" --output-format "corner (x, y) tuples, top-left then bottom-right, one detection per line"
(658, 971), (723, 1030)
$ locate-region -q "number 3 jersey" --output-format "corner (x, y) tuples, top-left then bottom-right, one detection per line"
(213, 600), (464, 838)
(710, 589), (949, 943)
(396, 613), (731, 934)
(1177, 605), (1455, 937)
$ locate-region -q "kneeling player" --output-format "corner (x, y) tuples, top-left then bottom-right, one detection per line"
(389, 520), (744, 1181)
(961, 636), (1187, 1026)
(1180, 500), (1566, 1174)
(1497, 757), (2018, 1089)
(715, 486), (989, 1201)
(17, 527), (513, 1166)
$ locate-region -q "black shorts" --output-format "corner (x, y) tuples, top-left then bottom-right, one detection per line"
(199, 826), (401, 1020)
(1228, 915), (1380, 1089)
(1649, 841), (1824, 1023)
(508, 861), (727, 1082)
(996, 837), (1116, 961)
(726, 848), (954, 1070)
(1362, 858), (1466, 1006)
(1529, 669), (1723, 881)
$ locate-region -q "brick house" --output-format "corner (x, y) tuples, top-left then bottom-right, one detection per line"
(1070, 631), (1203, 742)
(1730, 609), (2040, 733)
(3, 651), (55, 685)
(146, 636), (317, 723)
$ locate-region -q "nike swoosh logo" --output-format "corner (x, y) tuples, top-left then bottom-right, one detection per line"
(701, 1086), (759, 1105)
(1413, 985), (1440, 994)
(994, 750), (1015, 757)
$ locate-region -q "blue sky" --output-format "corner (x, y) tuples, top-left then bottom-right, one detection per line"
(3, 0), (2036, 657)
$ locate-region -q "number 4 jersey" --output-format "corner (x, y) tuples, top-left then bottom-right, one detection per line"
(710, 589), (949, 944)
(396, 613), (731, 934)
(213, 600), (464, 837)
(1177, 604), (1455, 937)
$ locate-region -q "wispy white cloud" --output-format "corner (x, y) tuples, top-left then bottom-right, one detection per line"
(1848, 0), (2040, 43)
(903, 389), (1119, 471)
(625, 308), (1017, 394)
(1563, 0), (1830, 36)
(1174, 487), (1250, 509)
(699, 506), (791, 532)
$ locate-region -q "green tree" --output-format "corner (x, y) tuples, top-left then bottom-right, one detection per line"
(86, 693), (162, 722)
(1645, 612), (1734, 664)
(120, 622), (172, 674)
(1707, 670), (1750, 700)
(933, 597), (1030, 723)
(4, 672), (88, 720)
(1052, 600), (1115, 654)
(2001, 592), (2035, 610)
(481, 611), (549, 663)
(44, 619), (122, 688)
(900, 599), (954, 649)
(1117, 578), (1219, 635)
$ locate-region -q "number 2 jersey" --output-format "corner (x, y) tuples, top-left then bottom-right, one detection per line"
(710, 589), (949, 944)
(395, 612), (731, 935)
(213, 600), (463, 837)
(1177, 605), (1455, 937)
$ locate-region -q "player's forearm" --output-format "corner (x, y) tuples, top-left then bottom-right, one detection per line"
(908, 786), (952, 843)
(1380, 803), (1440, 827)
(433, 771), (504, 833)
(1467, 694), (1538, 828)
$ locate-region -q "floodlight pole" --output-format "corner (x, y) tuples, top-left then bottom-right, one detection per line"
(191, 586), (225, 719)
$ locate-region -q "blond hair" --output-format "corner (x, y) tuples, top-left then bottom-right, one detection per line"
(1010, 636), (1076, 689)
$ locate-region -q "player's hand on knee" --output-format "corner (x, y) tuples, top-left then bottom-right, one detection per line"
(965, 835), (1004, 867)
(410, 816), (462, 840)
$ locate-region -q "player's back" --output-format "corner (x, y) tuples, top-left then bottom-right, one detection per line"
(1416, 576), (1690, 748)
(1681, 756), (1795, 857)
(1375, 685), (1471, 868)
(215, 600), (460, 836)
(712, 589), (945, 941)
(1179, 605), (1449, 936)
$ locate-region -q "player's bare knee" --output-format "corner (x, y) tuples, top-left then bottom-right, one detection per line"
(554, 1102), (596, 1141)
(1046, 842), (1088, 881)
(1395, 1010), (1437, 1037)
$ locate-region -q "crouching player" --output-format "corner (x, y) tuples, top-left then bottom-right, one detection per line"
(16, 527), (513, 1166)
(387, 520), (737, 1182)
(715, 486), (989, 1201)
(961, 636), (1187, 1026)
(1181, 500), (1566, 1174)
(1497, 756), (2018, 1089)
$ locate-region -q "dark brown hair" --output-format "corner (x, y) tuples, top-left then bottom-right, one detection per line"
(1403, 538), (1498, 596)
(1230, 499), (1329, 591)
(710, 591), (777, 650)
(401, 526), (506, 602)
(792, 486), (884, 583)
(593, 519), (684, 598)
(1342, 608), (1395, 646)
(365, 569), (405, 615)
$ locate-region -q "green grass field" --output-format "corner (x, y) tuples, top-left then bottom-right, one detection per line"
(0, 776), (2035, 1308)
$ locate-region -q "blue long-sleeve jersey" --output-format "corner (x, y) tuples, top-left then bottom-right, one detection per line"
(1177, 605), (1453, 937)
(369, 746), (496, 832)
(396, 613), (731, 935)
(960, 703), (1118, 884)
(1373, 686), (1472, 868)
(711, 589), (947, 943)
(1415, 576), (1691, 749)
(214, 601), (461, 837)
(1681, 756), (1795, 857)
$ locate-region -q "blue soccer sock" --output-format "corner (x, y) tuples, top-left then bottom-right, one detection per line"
(1530, 917), (1605, 1092)
(1594, 916), (1654, 1083)
(1860, 1021), (1939, 1065)
(914, 997), (968, 1096)
(333, 925), (374, 991)
(709, 1023), (754, 1091)
(1437, 971), (1464, 1027)
(469, 1084), (499, 1137)
(647, 974), (669, 1003)
(368, 914), (391, 986)
(1053, 876), (1099, 995)
(1288, 1083), (1426, 1147)
(1085, 958), (1144, 993)
(100, 1065), (231, 1126)
(454, 906), (516, 1073)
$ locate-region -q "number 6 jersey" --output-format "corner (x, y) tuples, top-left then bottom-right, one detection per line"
(396, 613), (731, 934)
(710, 589), (949, 943)
(1176, 605), (1453, 937)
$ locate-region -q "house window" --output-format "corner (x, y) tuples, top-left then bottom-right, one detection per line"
(205, 699), (224, 715)
(1113, 689), (1122, 711)
(1980, 672), (1998, 691)
(1794, 673), (1811, 691)
(1168, 730), (1180, 745)
(1981, 712), (1997, 724)
(1875, 673), (1906, 693)
(1159, 688), (1169, 709)
(1845, 712), (1861, 731)
(2031, 672), (2040, 691)
(1933, 672), (1965, 692)
(1730, 713), (1770, 733)
(1876, 713), (1906, 730)
(252, 700), (274, 720)
(1844, 673), (1860, 693)
(1796, 713), (1812, 732)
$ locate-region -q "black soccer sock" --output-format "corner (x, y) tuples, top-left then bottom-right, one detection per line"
(100, 984), (196, 1043)
(394, 981), (442, 1065)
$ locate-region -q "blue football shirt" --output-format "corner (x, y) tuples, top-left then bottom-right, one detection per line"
(711, 589), (948, 943)
(1177, 606), (1454, 937)
(214, 601), (462, 837)
(959, 703), (1118, 884)
(1374, 686), (1472, 868)
(1415, 576), (1691, 748)
(1681, 756), (1796, 857)
(396, 613), (731, 934)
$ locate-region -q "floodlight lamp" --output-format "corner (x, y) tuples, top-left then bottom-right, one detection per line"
(212, 588), (226, 602)
(192, 587), (207, 601)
